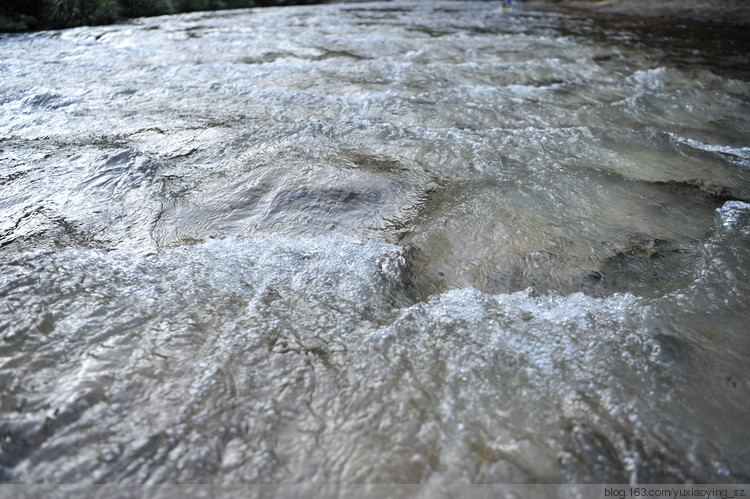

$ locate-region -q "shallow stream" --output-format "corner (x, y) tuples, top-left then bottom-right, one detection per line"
(1, 0), (749, 484)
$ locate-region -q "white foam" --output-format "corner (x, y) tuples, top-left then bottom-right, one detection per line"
(672, 134), (750, 162)
(718, 200), (750, 230)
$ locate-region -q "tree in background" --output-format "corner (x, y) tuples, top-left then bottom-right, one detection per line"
(42, 0), (122, 28)
(0, 0), (290, 31)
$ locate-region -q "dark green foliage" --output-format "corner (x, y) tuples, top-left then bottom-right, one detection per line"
(1, 0), (271, 31)
(120, 0), (256, 17)
(119, 0), (175, 17)
(41, 0), (122, 28)
(0, 0), (40, 17)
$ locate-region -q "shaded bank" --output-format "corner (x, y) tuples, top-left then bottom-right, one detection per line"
(5, 0), (750, 31)
(0, 0), (316, 31)
(530, 0), (750, 27)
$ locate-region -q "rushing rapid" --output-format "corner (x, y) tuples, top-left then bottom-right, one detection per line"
(1, 1), (749, 484)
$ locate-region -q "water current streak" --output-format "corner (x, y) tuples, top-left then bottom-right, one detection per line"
(1, 1), (749, 484)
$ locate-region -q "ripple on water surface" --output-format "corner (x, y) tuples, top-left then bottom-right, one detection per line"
(1, 0), (750, 484)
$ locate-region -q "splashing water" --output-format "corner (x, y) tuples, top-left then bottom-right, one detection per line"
(1, 1), (749, 484)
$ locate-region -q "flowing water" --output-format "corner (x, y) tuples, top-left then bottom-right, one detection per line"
(1, 0), (750, 485)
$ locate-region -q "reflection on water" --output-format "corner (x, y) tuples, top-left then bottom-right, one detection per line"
(1, 1), (749, 484)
